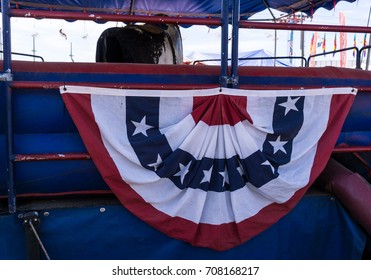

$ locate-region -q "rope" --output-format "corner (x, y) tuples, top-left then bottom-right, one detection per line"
(28, 220), (51, 260)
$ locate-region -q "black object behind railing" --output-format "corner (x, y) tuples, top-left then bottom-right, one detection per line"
(0, 51), (45, 62)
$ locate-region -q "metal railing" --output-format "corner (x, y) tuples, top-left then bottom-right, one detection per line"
(192, 56), (307, 66)
(307, 47), (361, 68)
(191, 46), (370, 70)
(0, 51), (44, 62)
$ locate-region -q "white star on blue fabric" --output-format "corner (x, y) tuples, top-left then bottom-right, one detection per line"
(261, 160), (275, 174)
(201, 166), (213, 184)
(174, 161), (192, 184)
(219, 166), (230, 188)
(147, 154), (162, 171)
(131, 116), (153, 137)
(269, 135), (288, 154)
(278, 96), (300, 115)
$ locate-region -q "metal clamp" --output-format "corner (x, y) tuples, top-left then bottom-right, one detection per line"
(22, 211), (50, 260)
(0, 70), (13, 82)
(228, 75), (239, 86)
(219, 75), (239, 87)
(23, 211), (40, 228)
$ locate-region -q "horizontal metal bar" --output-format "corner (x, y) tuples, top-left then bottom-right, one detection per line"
(14, 153), (91, 162)
(12, 146), (370, 163)
(308, 47), (358, 61)
(9, 81), (371, 92)
(9, 81), (218, 90)
(332, 146), (371, 154)
(193, 56), (307, 66)
(0, 190), (113, 200)
(306, 47), (360, 68)
(239, 21), (371, 34)
(10, 9), (371, 33)
(9, 9), (222, 26)
(0, 51), (44, 62)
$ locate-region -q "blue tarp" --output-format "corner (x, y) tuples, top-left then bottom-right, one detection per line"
(0, 194), (366, 259)
(5, 0), (357, 18)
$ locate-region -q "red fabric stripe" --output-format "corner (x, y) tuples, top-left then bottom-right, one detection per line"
(192, 95), (252, 125)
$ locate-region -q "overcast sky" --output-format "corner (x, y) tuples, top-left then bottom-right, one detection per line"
(2, 0), (370, 63)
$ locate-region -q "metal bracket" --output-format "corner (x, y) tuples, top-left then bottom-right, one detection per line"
(0, 70), (13, 82)
(23, 211), (40, 228)
(219, 75), (239, 87)
(23, 212), (41, 259)
(229, 75), (239, 86)
(22, 211), (51, 260)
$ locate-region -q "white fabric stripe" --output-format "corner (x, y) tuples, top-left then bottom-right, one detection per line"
(163, 120), (265, 159)
(159, 96), (193, 128)
(131, 179), (237, 224)
(130, 176), (291, 224)
(246, 95), (276, 134)
(62, 85), (357, 98)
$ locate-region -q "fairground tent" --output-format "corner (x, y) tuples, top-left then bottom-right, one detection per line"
(184, 49), (292, 66)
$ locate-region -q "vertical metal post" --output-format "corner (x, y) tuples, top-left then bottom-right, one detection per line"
(220, 0), (229, 87)
(230, 0), (239, 88)
(5, 84), (14, 214)
(273, 29), (277, 66)
(2, 0), (11, 70)
(366, 35), (371, 70)
(366, 6), (371, 70)
(355, 49), (361, 69)
(288, 29), (294, 64)
(1, 0), (16, 213)
(32, 33), (37, 61)
(300, 30), (305, 67)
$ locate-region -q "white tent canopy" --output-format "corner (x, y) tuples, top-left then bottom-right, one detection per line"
(185, 49), (292, 66)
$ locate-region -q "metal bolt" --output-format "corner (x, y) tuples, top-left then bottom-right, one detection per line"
(43, 212), (49, 217)
(100, 207), (106, 213)
(18, 213), (23, 219)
